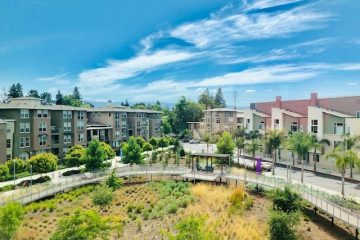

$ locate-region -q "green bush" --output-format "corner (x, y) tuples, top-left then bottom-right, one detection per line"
(106, 170), (124, 191)
(5, 159), (28, 174)
(0, 164), (9, 181)
(0, 202), (25, 240)
(0, 184), (15, 193)
(269, 210), (300, 240)
(270, 187), (301, 213)
(92, 186), (113, 211)
(62, 169), (81, 176)
(246, 183), (265, 194)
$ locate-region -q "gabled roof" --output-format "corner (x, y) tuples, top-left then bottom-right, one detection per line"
(246, 109), (270, 118)
(309, 106), (354, 118)
(88, 106), (162, 114)
(273, 108), (306, 118)
(204, 108), (243, 113)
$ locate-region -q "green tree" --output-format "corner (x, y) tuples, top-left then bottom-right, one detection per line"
(28, 153), (58, 175)
(106, 170), (123, 191)
(342, 132), (360, 178)
(73, 86), (81, 100)
(214, 87), (226, 108)
(202, 133), (212, 153)
(27, 89), (40, 98)
(134, 136), (146, 149)
(245, 139), (262, 168)
(158, 137), (169, 151)
(198, 88), (215, 109)
(92, 186), (114, 212)
(63, 95), (83, 107)
(0, 164), (9, 181)
(84, 140), (107, 170)
(100, 142), (115, 159)
(149, 137), (159, 149)
(40, 92), (53, 105)
(235, 137), (245, 164)
(285, 133), (297, 166)
(173, 97), (204, 133)
(0, 202), (25, 240)
(271, 187), (302, 213)
(216, 131), (235, 155)
(55, 90), (65, 105)
(326, 147), (360, 196)
(5, 158), (28, 175)
(64, 145), (86, 168)
(162, 118), (173, 134)
(164, 216), (214, 240)
(122, 136), (144, 165)
(8, 83), (23, 98)
(143, 142), (153, 152)
(308, 135), (330, 172)
(50, 209), (110, 240)
(269, 210), (299, 240)
(289, 132), (312, 183)
(264, 130), (285, 175)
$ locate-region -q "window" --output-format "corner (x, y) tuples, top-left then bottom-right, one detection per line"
(313, 154), (320, 162)
(115, 112), (120, 120)
(20, 123), (30, 133)
(37, 110), (48, 118)
(291, 122), (298, 132)
(311, 120), (318, 133)
(6, 155), (11, 161)
(39, 122), (47, 132)
(115, 131), (121, 139)
(64, 135), (72, 144)
(115, 120), (120, 128)
(64, 122), (72, 132)
(216, 117), (220, 123)
(246, 119), (250, 123)
(77, 111), (84, 120)
(6, 139), (11, 148)
(356, 112), (360, 118)
(122, 113), (127, 118)
(137, 121), (140, 127)
(274, 119), (280, 129)
(334, 141), (343, 149)
(20, 109), (29, 119)
(259, 121), (265, 130)
(122, 121), (127, 128)
(333, 123), (344, 135)
(77, 121), (84, 130)
(39, 135), (47, 146)
(78, 133), (84, 142)
(19, 152), (29, 160)
(20, 137), (30, 148)
(63, 110), (72, 119)
(225, 112), (233, 117)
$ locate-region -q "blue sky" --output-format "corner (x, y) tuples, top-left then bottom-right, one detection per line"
(0, 0), (359, 105)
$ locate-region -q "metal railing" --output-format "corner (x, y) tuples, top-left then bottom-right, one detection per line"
(0, 164), (359, 229)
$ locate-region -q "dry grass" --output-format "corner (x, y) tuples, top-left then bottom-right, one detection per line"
(180, 183), (268, 240)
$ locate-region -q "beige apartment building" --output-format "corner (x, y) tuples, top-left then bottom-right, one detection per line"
(0, 98), (162, 163)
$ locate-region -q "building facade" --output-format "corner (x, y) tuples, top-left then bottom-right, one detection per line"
(188, 93), (360, 172)
(0, 98), (162, 163)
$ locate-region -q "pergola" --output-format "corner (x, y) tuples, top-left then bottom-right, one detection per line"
(189, 153), (230, 174)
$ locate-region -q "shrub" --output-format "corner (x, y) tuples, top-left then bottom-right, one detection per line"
(0, 184), (15, 193)
(229, 187), (253, 214)
(246, 183), (265, 194)
(0, 202), (25, 240)
(28, 153), (58, 174)
(269, 210), (300, 240)
(106, 170), (124, 191)
(63, 145), (85, 168)
(143, 142), (153, 152)
(92, 186), (113, 211)
(271, 187), (301, 213)
(62, 169), (81, 176)
(5, 158), (28, 174)
(0, 164), (10, 181)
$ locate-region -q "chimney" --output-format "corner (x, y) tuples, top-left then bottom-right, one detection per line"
(310, 92), (318, 106)
(275, 96), (282, 108)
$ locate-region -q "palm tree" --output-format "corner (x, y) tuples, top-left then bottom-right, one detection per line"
(285, 132), (296, 166)
(202, 133), (212, 153)
(326, 147), (360, 197)
(309, 135), (330, 172)
(342, 133), (360, 178)
(264, 130), (285, 176)
(291, 132), (312, 183)
(245, 139), (262, 169)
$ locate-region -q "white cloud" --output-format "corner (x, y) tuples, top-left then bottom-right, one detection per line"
(245, 89), (256, 93)
(346, 82), (359, 86)
(244, 0), (304, 11)
(78, 50), (199, 87)
(37, 72), (71, 85)
(170, 4), (331, 48)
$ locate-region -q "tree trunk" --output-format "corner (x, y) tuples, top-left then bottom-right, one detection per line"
(292, 151), (295, 166)
(206, 143), (209, 153)
(272, 149), (276, 176)
(350, 163), (353, 179)
(237, 148), (240, 165)
(313, 149), (317, 172)
(301, 159), (304, 183)
(341, 172), (345, 197)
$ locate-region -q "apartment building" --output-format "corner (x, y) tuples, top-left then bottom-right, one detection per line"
(188, 93), (360, 171)
(87, 106), (162, 147)
(0, 98), (162, 163)
(188, 108), (244, 139)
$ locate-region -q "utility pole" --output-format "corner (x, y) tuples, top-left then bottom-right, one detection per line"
(234, 90), (237, 110)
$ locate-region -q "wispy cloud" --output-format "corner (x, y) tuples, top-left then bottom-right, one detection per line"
(79, 50), (199, 87)
(37, 72), (71, 85)
(243, 0), (304, 11)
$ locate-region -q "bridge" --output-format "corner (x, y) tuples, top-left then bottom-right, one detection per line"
(0, 164), (359, 230)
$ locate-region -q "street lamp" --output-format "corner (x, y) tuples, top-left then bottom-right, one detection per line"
(13, 159), (16, 187)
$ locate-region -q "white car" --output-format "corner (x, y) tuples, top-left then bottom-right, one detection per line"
(262, 162), (272, 171)
(189, 139), (201, 144)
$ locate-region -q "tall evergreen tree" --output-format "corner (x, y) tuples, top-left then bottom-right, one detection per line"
(27, 89), (40, 98)
(55, 90), (65, 105)
(8, 83), (23, 98)
(214, 87), (226, 108)
(73, 87), (81, 100)
(198, 88), (215, 109)
(40, 92), (53, 105)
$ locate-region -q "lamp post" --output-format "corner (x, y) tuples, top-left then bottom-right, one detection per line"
(13, 159), (16, 187)
(30, 164), (33, 189)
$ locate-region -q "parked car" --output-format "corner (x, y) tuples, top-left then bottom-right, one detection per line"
(262, 162), (272, 171)
(189, 139), (201, 144)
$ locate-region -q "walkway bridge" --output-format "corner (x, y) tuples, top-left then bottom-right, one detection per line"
(0, 164), (359, 230)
